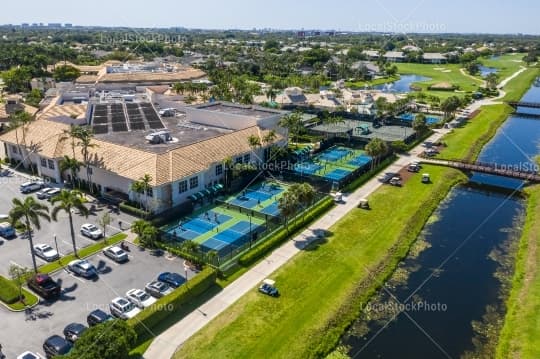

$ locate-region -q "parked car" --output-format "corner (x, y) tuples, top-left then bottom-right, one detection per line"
(63, 323), (87, 342)
(68, 259), (98, 278)
(126, 288), (157, 309)
(258, 279), (279, 297)
(157, 272), (184, 288)
(20, 180), (45, 194)
(87, 309), (113, 327)
(109, 297), (141, 320)
(16, 352), (43, 359)
(408, 164), (420, 172)
(44, 188), (61, 200)
(103, 245), (129, 263)
(80, 223), (103, 239)
(27, 274), (61, 300)
(145, 280), (174, 298)
(42, 335), (72, 358)
(0, 214), (9, 220)
(36, 187), (54, 199)
(33, 243), (59, 262)
(0, 222), (15, 238)
(389, 177), (402, 186)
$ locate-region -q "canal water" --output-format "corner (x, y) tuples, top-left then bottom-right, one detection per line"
(341, 84), (540, 358)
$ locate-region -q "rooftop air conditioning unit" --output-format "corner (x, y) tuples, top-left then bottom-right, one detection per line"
(145, 130), (172, 144)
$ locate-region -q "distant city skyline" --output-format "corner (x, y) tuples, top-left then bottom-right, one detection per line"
(1, 0), (539, 35)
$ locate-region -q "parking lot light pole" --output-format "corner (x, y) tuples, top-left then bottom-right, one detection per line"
(53, 234), (60, 264)
(249, 215), (252, 249)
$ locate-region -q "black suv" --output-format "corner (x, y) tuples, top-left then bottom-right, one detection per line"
(27, 274), (61, 300)
(43, 335), (72, 358)
(63, 322), (87, 342)
(87, 309), (113, 326)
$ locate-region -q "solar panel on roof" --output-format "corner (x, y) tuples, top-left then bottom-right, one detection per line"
(130, 122), (146, 130)
(92, 125), (109, 134)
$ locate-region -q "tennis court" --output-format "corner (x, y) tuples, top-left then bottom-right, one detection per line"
(166, 211), (232, 241)
(226, 181), (286, 217)
(293, 146), (372, 183)
(200, 221), (264, 255)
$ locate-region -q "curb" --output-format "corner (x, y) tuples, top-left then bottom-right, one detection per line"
(0, 290), (40, 312)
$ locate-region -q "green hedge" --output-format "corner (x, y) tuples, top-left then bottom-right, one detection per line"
(0, 276), (21, 304)
(238, 197), (334, 267)
(155, 243), (205, 268)
(119, 202), (150, 218)
(127, 267), (217, 338)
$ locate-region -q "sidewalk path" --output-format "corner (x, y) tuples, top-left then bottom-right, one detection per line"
(143, 130), (449, 359)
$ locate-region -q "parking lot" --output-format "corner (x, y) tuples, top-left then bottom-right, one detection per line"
(0, 172), (196, 358)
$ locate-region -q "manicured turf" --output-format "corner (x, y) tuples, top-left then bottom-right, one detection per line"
(395, 62), (482, 98)
(174, 165), (466, 359)
(501, 67), (539, 101)
(438, 104), (514, 161)
(496, 185), (540, 359)
(480, 53), (527, 81)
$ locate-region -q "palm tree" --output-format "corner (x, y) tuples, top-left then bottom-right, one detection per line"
(223, 156), (233, 192)
(485, 73), (499, 90)
(365, 137), (388, 170)
(278, 190), (299, 233)
(247, 134), (262, 161)
(131, 219), (149, 237)
(412, 114), (428, 139)
(9, 111), (34, 170)
(279, 112), (303, 145)
(60, 125), (83, 158)
(51, 190), (89, 258)
(262, 130), (277, 146)
(9, 197), (51, 273)
(59, 156), (83, 187)
(98, 212), (112, 242)
(130, 180), (144, 209)
(206, 250), (219, 267)
(139, 174), (153, 212)
(265, 86), (277, 103)
(291, 183), (316, 223)
(172, 82), (185, 95)
(74, 127), (98, 192)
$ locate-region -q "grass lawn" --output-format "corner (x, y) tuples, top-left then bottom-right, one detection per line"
(480, 53), (527, 80)
(438, 104), (514, 161)
(395, 62), (482, 99)
(174, 165), (466, 359)
(496, 185), (540, 359)
(38, 232), (127, 274)
(501, 67), (539, 101)
(8, 288), (39, 310)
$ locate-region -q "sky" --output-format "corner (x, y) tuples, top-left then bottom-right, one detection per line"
(1, 0), (538, 34)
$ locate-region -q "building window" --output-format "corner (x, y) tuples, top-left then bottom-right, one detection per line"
(47, 160), (55, 170)
(178, 180), (188, 193)
(88, 167), (93, 175)
(11, 145), (18, 154)
(40, 158), (47, 167)
(146, 187), (153, 197)
(189, 176), (198, 189)
(235, 157), (242, 164)
(243, 154), (251, 163)
(215, 164), (223, 176)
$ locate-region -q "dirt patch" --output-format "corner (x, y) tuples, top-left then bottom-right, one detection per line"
(397, 165), (416, 184)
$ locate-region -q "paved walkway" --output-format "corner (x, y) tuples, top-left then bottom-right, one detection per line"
(143, 130), (448, 359)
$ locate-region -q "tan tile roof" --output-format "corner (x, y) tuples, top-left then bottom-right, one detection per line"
(75, 75), (99, 84)
(47, 62), (104, 74)
(38, 103), (88, 120)
(99, 68), (206, 83)
(0, 120), (280, 186)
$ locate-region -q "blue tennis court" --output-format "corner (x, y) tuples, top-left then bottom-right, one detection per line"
(230, 196), (259, 209)
(318, 147), (352, 162)
(200, 238), (230, 256)
(325, 169), (352, 181)
(294, 162), (322, 174)
(201, 221), (263, 254)
(348, 155), (372, 167)
(398, 113), (441, 125)
(167, 211), (232, 240)
(261, 202), (280, 216)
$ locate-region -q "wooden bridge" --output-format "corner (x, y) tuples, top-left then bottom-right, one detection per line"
(421, 158), (540, 182)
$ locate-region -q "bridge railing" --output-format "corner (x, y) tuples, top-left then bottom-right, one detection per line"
(433, 158), (540, 177)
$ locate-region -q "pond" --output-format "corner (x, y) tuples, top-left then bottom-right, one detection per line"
(374, 74), (432, 93)
(479, 65), (498, 77)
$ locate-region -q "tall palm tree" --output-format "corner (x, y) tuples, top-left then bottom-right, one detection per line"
(139, 174), (153, 212)
(262, 130), (277, 146)
(60, 125), (83, 158)
(223, 156), (233, 192)
(9, 197), (51, 273)
(365, 137), (388, 170)
(130, 180), (144, 209)
(278, 190), (299, 233)
(74, 127), (98, 192)
(59, 155), (83, 187)
(8, 111), (34, 170)
(279, 112), (303, 144)
(265, 86), (277, 103)
(51, 190), (89, 258)
(292, 183), (316, 222)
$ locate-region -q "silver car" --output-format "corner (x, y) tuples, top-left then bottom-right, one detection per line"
(103, 245), (129, 263)
(33, 243), (60, 262)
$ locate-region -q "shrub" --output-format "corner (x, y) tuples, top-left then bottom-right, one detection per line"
(238, 197), (334, 267)
(119, 202), (150, 218)
(0, 275), (21, 304)
(127, 267), (217, 338)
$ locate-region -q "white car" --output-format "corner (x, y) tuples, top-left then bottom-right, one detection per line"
(126, 288), (157, 309)
(36, 187), (54, 199)
(44, 188), (61, 200)
(68, 259), (98, 278)
(80, 223), (103, 239)
(0, 214), (8, 220)
(20, 180), (45, 194)
(103, 245), (129, 263)
(33, 244), (60, 262)
(109, 297), (141, 319)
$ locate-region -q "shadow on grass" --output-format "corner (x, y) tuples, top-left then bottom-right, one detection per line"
(297, 229), (333, 251)
(129, 283), (224, 358)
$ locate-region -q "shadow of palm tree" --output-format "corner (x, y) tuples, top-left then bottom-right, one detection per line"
(95, 259), (112, 275)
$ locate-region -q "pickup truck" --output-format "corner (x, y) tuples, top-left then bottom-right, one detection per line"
(27, 274), (61, 300)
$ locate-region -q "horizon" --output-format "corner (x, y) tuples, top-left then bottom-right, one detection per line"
(1, 0), (539, 35)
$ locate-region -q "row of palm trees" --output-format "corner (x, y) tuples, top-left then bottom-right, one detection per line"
(278, 183), (317, 231)
(59, 125), (98, 192)
(130, 174), (153, 212)
(9, 189), (89, 273)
